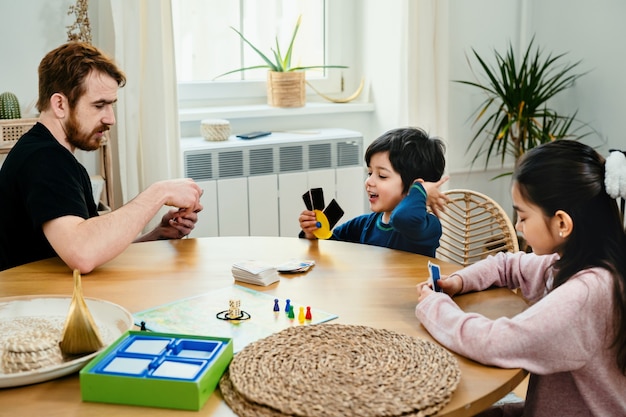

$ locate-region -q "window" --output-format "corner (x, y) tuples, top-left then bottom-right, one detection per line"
(171, 0), (356, 107)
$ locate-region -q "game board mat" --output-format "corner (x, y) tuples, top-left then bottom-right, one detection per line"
(220, 323), (461, 417)
(133, 285), (338, 353)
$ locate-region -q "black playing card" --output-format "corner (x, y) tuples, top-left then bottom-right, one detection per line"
(324, 199), (344, 229)
(303, 188), (325, 211)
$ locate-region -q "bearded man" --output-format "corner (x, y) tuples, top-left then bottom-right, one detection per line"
(0, 42), (203, 273)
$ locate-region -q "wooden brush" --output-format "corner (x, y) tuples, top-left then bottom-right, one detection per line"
(59, 269), (104, 356)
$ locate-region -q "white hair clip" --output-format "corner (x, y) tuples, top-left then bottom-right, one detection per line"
(605, 150), (626, 199)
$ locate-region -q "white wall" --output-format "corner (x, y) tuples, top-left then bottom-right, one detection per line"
(0, 2), (73, 113)
(0, 1), (99, 171)
(2, 0), (625, 217)
(450, 0), (625, 213)
(527, 0), (624, 152)
(445, 0), (525, 214)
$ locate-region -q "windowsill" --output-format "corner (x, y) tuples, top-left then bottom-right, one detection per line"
(178, 101), (375, 122)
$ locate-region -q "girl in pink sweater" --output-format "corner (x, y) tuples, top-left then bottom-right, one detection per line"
(416, 141), (626, 417)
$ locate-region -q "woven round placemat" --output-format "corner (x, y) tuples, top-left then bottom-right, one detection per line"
(220, 323), (460, 417)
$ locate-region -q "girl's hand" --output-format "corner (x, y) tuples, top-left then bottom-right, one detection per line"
(416, 281), (434, 303)
(416, 274), (463, 303)
(438, 274), (463, 296)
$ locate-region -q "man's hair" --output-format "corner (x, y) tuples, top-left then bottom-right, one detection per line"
(365, 127), (446, 193)
(37, 42), (126, 112)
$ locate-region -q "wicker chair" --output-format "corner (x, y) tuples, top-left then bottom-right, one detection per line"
(436, 189), (519, 267)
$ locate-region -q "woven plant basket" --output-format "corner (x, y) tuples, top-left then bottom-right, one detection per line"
(267, 71), (305, 108)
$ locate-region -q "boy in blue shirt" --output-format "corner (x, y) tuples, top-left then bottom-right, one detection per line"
(299, 127), (447, 257)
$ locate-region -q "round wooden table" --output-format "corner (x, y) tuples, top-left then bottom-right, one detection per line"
(0, 237), (528, 416)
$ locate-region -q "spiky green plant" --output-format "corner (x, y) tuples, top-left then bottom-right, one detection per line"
(456, 37), (592, 172)
(0, 92), (21, 119)
(214, 15), (346, 79)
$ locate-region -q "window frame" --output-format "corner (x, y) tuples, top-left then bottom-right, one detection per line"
(176, 0), (357, 108)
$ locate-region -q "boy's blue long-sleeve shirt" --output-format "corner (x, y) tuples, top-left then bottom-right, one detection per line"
(330, 183), (441, 257)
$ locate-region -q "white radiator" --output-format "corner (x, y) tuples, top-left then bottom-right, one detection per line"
(181, 128), (365, 237)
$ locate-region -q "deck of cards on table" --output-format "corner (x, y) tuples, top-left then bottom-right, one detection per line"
(231, 261), (279, 286)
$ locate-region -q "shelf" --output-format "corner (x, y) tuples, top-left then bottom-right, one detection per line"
(178, 101), (375, 122)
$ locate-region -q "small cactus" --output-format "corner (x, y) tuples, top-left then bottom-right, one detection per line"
(0, 92), (21, 119)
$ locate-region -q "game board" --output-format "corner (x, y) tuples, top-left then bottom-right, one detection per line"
(133, 285), (338, 353)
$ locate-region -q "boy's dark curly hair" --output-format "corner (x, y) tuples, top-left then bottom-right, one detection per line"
(365, 127), (446, 193)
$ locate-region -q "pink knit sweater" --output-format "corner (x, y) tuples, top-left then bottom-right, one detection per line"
(415, 252), (626, 417)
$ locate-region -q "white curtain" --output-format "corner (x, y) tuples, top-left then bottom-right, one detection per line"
(108, 0), (181, 230)
(361, 0), (449, 143)
(400, 0), (449, 138)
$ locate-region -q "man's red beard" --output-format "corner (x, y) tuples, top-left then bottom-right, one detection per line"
(65, 109), (109, 151)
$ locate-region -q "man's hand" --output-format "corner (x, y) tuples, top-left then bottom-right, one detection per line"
(153, 178), (204, 213)
(161, 207), (201, 239)
(136, 206), (202, 241)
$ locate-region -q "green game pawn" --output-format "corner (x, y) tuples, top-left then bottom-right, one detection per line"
(288, 305), (295, 320)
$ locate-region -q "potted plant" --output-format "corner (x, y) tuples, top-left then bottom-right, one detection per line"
(456, 37), (592, 176)
(215, 15), (347, 108)
(456, 38), (596, 251)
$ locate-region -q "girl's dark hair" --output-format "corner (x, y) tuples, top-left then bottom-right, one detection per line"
(365, 127), (446, 193)
(37, 42), (126, 112)
(513, 140), (626, 374)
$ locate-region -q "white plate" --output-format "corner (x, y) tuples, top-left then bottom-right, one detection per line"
(0, 295), (133, 388)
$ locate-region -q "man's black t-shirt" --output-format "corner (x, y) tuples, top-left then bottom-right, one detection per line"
(0, 123), (98, 270)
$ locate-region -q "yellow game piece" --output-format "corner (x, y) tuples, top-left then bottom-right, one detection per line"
(298, 306), (305, 324)
(312, 210), (332, 239)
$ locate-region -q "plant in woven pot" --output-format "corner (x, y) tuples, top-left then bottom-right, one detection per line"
(215, 15), (347, 108)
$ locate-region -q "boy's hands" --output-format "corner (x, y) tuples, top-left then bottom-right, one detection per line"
(416, 274), (463, 303)
(299, 210), (319, 239)
(415, 176), (450, 217)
